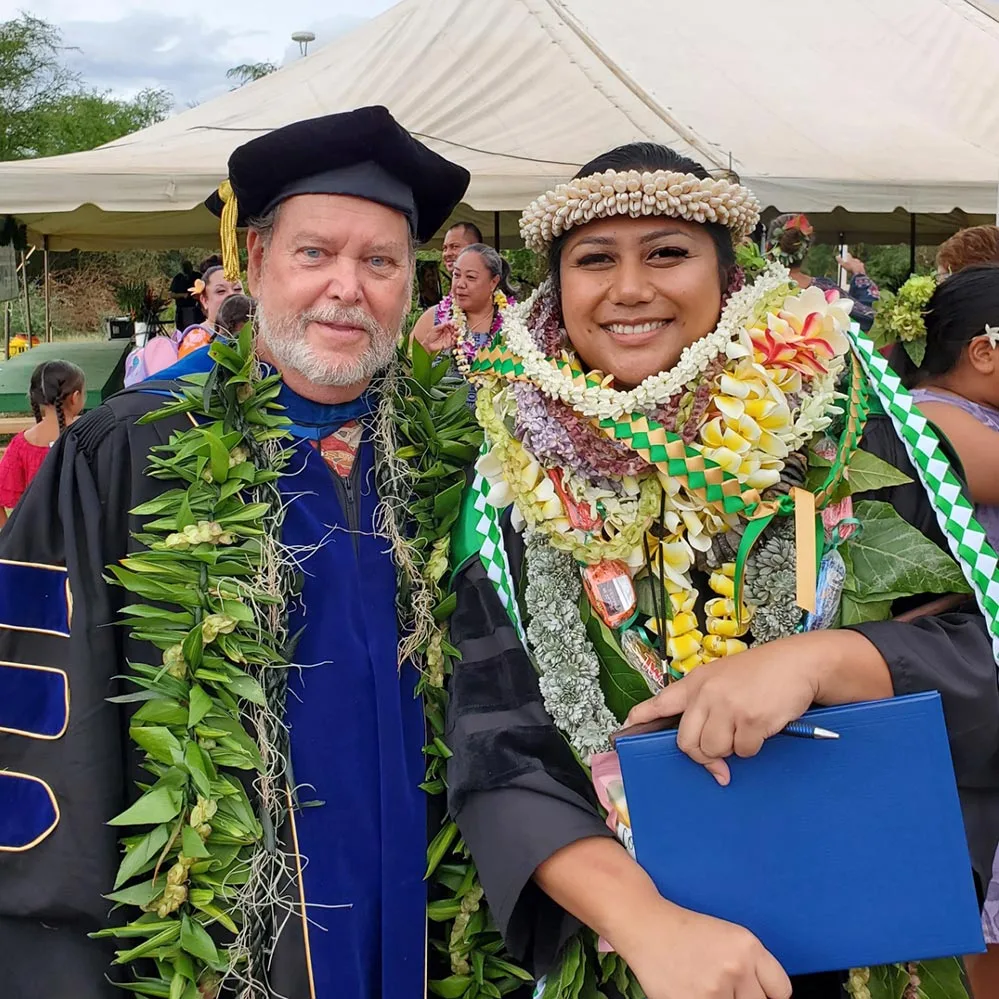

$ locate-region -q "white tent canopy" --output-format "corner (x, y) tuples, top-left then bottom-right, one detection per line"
(2, 0), (999, 250)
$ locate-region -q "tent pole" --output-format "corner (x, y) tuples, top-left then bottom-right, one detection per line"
(493, 211), (501, 251)
(19, 250), (32, 349)
(909, 213), (917, 275)
(43, 237), (51, 343)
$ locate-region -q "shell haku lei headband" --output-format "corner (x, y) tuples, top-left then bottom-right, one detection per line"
(519, 168), (762, 253)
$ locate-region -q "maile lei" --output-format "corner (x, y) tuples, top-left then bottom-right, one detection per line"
(97, 325), (529, 998)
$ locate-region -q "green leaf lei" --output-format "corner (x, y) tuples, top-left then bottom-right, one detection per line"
(381, 342), (536, 997)
(95, 324), (296, 998)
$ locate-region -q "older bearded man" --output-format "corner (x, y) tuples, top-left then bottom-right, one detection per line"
(0, 107), (469, 999)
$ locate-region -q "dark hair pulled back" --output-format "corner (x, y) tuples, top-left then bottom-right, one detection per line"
(28, 360), (86, 433)
(893, 263), (999, 388)
(215, 293), (256, 337)
(200, 265), (224, 290)
(546, 143), (737, 300)
(456, 243), (519, 298)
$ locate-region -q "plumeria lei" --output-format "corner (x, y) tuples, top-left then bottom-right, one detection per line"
(471, 263), (854, 704)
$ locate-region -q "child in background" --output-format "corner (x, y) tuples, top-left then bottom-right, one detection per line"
(214, 293), (255, 339)
(0, 360), (86, 527)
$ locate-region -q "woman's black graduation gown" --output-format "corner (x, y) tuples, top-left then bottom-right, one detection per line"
(446, 415), (999, 998)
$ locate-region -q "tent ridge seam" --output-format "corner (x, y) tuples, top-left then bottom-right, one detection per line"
(524, 0), (729, 172)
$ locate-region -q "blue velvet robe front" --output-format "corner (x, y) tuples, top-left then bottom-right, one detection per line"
(276, 392), (428, 998)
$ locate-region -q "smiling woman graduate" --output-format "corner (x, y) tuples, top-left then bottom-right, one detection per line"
(443, 143), (999, 999)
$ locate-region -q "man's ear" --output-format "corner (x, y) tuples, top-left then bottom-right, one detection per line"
(246, 229), (264, 295)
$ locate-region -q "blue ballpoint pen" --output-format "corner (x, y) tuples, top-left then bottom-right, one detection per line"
(611, 715), (839, 746)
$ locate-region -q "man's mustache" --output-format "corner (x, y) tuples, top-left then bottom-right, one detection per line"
(295, 305), (383, 338)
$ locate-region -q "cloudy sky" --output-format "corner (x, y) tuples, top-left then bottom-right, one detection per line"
(1, 0), (397, 108)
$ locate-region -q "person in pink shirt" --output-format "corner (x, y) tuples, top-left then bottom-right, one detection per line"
(0, 359), (85, 527)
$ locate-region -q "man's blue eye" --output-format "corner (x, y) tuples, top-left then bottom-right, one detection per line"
(302, 248), (322, 259)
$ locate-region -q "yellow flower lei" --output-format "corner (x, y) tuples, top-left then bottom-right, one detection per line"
(475, 383), (662, 563)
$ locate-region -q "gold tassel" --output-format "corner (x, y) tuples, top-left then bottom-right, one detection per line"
(791, 486), (817, 613)
(217, 179), (240, 282)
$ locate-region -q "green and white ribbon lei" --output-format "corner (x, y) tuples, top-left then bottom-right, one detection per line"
(848, 325), (999, 664)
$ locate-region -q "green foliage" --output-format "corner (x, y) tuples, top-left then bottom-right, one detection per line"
(865, 958), (969, 999)
(99, 326), (293, 994)
(582, 601), (649, 723)
(226, 63), (278, 88)
(392, 340), (531, 995)
(805, 449), (912, 501)
(839, 500), (971, 625)
(735, 241), (768, 282)
(869, 274), (936, 368)
(29, 88), (172, 158)
(0, 14), (172, 161)
(804, 243), (936, 293)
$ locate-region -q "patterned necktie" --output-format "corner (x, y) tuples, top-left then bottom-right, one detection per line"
(313, 420), (363, 479)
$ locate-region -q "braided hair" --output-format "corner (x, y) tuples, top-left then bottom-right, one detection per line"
(28, 360), (86, 434)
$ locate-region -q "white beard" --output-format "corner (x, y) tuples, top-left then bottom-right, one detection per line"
(255, 302), (399, 387)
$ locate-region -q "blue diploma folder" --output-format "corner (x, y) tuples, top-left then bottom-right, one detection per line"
(616, 692), (984, 975)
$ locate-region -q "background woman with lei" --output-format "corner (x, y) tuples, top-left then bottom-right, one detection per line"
(443, 143), (999, 999)
(412, 243), (516, 367)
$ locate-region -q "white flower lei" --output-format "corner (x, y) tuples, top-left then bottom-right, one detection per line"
(502, 262), (795, 422)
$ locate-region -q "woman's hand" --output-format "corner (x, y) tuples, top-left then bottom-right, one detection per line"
(535, 837), (791, 999)
(836, 253), (866, 276)
(415, 320), (457, 353)
(619, 899), (792, 999)
(624, 630), (892, 785)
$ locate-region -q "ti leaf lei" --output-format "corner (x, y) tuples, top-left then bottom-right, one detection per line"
(383, 341), (535, 997)
(95, 325), (297, 998)
(394, 345), (642, 999)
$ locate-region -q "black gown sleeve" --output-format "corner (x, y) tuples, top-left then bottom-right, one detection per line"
(0, 392), (184, 997)
(850, 415), (999, 881)
(446, 558), (612, 976)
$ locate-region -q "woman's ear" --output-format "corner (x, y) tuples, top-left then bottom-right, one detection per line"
(967, 335), (998, 375)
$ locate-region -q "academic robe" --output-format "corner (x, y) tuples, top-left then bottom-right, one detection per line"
(0, 349), (427, 999)
(446, 414), (999, 999)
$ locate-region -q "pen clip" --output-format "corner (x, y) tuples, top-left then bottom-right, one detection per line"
(609, 713), (683, 749)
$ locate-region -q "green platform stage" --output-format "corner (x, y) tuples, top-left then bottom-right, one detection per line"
(0, 340), (131, 414)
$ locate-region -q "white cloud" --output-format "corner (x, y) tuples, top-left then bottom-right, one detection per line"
(0, 0), (394, 107)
